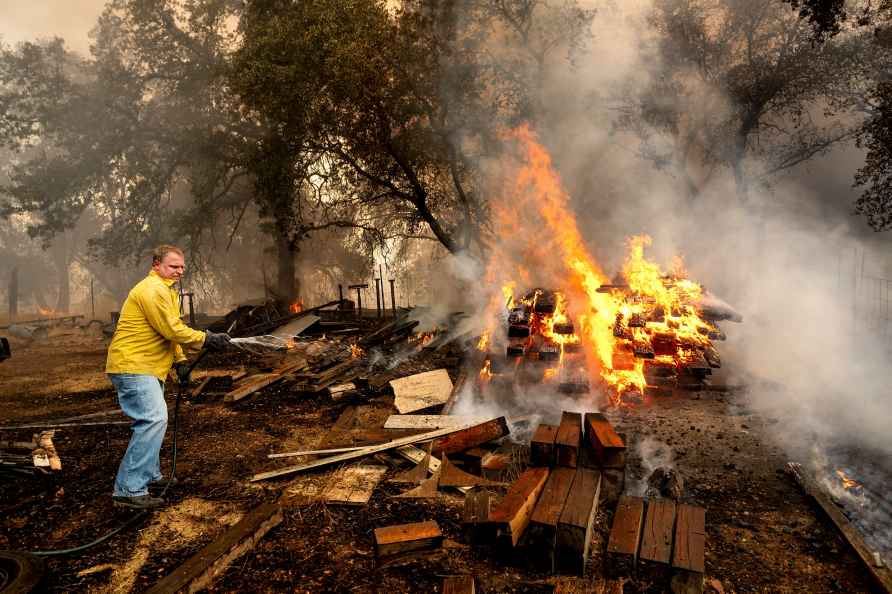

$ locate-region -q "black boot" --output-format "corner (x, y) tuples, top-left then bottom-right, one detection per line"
(112, 494), (165, 509)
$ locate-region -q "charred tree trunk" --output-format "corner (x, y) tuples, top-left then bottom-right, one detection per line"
(275, 233), (298, 305)
(55, 261), (71, 313)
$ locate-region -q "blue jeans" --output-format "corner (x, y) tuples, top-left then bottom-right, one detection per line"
(109, 374), (167, 497)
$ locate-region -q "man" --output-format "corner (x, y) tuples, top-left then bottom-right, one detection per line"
(106, 245), (230, 509)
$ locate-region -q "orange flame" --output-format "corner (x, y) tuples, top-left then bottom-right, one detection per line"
(289, 300), (304, 314)
(481, 125), (717, 406)
(479, 359), (493, 382)
(350, 344), (365, 359)
(835, 468), (861, 490)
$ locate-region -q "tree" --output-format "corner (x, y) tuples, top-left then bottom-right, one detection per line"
(617, 0), (870, 203)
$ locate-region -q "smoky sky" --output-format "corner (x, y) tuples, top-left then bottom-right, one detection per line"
(0, 1), (106, 55)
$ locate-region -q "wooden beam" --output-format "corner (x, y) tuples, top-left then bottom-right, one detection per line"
(490, 467), (550, 548)
(530, 423), (558, 467)
(787, 463), (892, 593)
(583, 413), (626, 469)
(439, 454), (504, 488)
(145, 503), (283, 594)
(374, 520), (443, 558)
(639, 499), (676, 581)
(250, 418), (505, 482)
(606, 495), (644, 579)
(432, 416), (510, 456)
(556, 468), (602, 575)
(672, 504), (706, 594)
(442, 576), (475, 594)
(462, 487), (491, 544)
(555, 412), (582, 468)
(525, 467), (576, 571)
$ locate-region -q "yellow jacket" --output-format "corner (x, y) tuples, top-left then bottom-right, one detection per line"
(106, 271), (206, 380)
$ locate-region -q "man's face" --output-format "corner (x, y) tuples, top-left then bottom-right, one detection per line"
(152, 252), (185, 281)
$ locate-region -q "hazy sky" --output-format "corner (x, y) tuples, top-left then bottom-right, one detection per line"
(1, 1), (107, 55)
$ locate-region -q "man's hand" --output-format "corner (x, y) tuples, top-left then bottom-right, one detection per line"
(175, 361), (191, 389)
(204, 331), (231, 352)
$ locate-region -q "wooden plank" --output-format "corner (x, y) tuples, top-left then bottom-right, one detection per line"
(525, 467), (576, 571)
(787, 463), (892, 593)
(555, 412), (582, 468)
(224, 360), (306, 403)
(432, 417), (510, 455)
(584, 413), (626, 469)
(251, 418), (505, 482)
(556, 468), (602, 575)
(327, 383), (358, 401)
(390, 369), (453, 414)
(530, 423), (558, 467)
(441, 368), (468, 415)
(442, 575), (475, 594)
(639, 499), (676, 580)
(490, 467), (550, 548)
(673, 503), (706, 594)
(606, 495), (645, 578)
(374, 520), (443, 558)
(268, 445), (366, 459)
(321, 465), (387, 506)
(462, 487), (491, 544)
(384, 415), (488, 430)
(145, 503), (283, 594)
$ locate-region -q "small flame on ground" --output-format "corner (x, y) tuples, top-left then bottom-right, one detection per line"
(836, 468), (862, 491)
(350, 344), (365, 359)
(479, 359), (493, 382)
(289, 300), (304, 314)
(477, 331), (490, 352)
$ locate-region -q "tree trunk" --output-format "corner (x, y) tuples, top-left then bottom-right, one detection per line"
(55, 260), (71, 313)
(275, 232), (298, 305)
(8, 267), (18, 321)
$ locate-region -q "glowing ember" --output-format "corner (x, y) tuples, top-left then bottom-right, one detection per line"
(481, 125), (720, 407)
(350, 344), (365, 359)
(289, 300), (304, 314)
(477, 331), (490, 352)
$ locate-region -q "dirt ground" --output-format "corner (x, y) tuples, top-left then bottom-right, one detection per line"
(0, 329), (882, 593)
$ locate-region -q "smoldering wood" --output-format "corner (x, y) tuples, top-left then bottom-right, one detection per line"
(432, 416), (510, 456)
(628, 314), (646, 328)
(554, 321), (575, 335)
(611, 350), (636, 371)
(633, 340), (655, 359)
(490, 467), (550, 548)
(786, 463), (892, 593)
(555, 468), (602, 576)
(606, 495), (645, 579)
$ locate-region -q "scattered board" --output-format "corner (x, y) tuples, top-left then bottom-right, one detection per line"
(390, 369), (453, 414)
(525, 467), (576, 571)
(639, 499), (676, 580)
(584, 413), (626, 468)
(555, 412), (582, 468)
(606, 495), (645, 578)
(383, 414), (488, 430)
(321, 465), (387, 506)
(530, 423), (558, 467)
(374, 520), (443, 558)
(490, 467), (550, 548)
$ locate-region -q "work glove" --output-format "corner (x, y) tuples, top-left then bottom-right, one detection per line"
(204, 331), (231, 352)
(175, 361), (191, 390)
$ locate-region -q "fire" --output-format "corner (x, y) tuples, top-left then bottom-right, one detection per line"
(480, 125), (719, 406)
(479, 359), (493, 382)
(350, 344), (365, 359)
(289, 300), (304, 314)
(37, 306), (59, 317)
(477, 331), (490, 352)
(836, 468), (861, 491)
